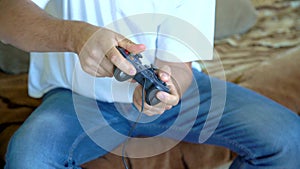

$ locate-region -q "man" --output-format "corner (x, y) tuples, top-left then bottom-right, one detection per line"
(1, 0), (300, 169)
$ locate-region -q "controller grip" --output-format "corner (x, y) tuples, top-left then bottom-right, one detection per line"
(145, 86), (161, 106)
(114, 67), (133, 81)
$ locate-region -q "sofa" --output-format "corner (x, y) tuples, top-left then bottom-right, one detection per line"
(1, 0), (299, 168)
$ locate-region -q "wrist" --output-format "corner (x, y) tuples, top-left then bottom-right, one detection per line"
(64, 21), (100, 54)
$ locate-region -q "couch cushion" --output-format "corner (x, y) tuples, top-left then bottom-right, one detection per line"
(239, 47), (300, 115)
(215, 0), (257, 39)
(0, 42), (29, 74)
(82, 142), (231, 169)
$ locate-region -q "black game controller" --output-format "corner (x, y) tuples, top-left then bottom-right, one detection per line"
(114, 46), (170, 106)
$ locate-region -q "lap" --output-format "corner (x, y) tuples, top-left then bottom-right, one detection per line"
(6, 70), (300, 168)
(134, 70), (300, 167)
(5, 88), (131, 168)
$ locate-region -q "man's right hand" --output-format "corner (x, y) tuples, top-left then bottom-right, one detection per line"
(0, 0), (144, 78)
(77, 27), (145, 77)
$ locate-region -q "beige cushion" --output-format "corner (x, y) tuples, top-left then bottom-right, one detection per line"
(239, 47), (300, 115)
(215, 0), (257, 39)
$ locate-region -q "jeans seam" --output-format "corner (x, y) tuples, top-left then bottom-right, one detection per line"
(66, 117), (121, 167)
(208, 134), (255, 159)
(139, 123), (187, 133)
(138, 123), (255, 160)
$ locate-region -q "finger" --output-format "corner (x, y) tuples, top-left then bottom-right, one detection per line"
(81, 57), (112, 77)
(141, 100), (169, 115)
(133, 86), (152, 111)
(82, 66), (107, 77)
(82, 66), (98, 77)
(156, 84), (179, 106)
(94, 65), (110, 77)
(143, 110), (157, 116)
(118, 39), (146, 54)
(134, 98), (153, 113)
(100, 57), (114, 76)
(79, 44), (112, 77)
(143, 106), (165, 116)
(158, 65), (171, 82)
(143, 110), (161, 116)
(165, 105), (173, 110)
(156, 91), (178, 106)
(106, 47), (136, 76)
(133, 86), (168, 114)
(134, 89), (170, 115)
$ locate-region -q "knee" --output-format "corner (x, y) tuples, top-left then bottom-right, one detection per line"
(272, 127), (300, 158)
(251, 120), (300, 166)
(5, 115), (71, 168)
(5, 129), (45, 169)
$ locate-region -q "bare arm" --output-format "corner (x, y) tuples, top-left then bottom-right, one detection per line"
(0, 0), (145, 77)
(0, 0), (98, 53)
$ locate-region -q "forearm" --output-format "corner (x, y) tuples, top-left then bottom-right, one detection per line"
(155, 59), (193, 98)
(0, 0), (98, 53)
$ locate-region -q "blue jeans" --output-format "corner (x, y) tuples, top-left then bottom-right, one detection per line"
(5, 70), (300, 169)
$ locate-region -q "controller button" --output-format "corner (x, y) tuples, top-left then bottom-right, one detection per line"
(125, 50), (130, 55)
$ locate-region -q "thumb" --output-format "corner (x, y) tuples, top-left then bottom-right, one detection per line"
(109, 39), (145, 76)
(107, 47), (136, 76)
(118, 38), (146, 54)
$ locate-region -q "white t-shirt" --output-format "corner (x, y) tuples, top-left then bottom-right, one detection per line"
(30, 0), (216, 103)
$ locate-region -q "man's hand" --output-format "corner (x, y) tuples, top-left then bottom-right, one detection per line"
(78, 28), (145, 77)
(0, 0), (145, 78)
(133, 60), (193, 116)
(133, 66), (180, 116)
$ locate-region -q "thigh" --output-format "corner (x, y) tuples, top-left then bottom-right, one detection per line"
(202, 76), (300, 168)
(134, 70), (300, 167)
(5, 88), (130, 169)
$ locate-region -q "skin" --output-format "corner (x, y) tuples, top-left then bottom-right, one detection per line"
(0, 0), (193, 116)
(133, 60), (192, 116)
